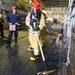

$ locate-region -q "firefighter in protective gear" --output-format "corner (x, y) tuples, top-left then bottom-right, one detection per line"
(6, 6), (21, 47)
(25, 0), (45, 61)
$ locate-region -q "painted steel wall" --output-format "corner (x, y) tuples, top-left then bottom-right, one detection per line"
(70, 28), (75, 75)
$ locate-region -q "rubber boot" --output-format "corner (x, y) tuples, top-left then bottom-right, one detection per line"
(30, 55), (39, 61)
(28, 45), (34, 51)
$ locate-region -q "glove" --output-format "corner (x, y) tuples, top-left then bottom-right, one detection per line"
(33, 26), (39, 31)
(30, 19), (36, 25)
(30, 20), (33, 25)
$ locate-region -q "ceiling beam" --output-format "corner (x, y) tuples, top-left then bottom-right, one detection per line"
(50, 0), (61, 13)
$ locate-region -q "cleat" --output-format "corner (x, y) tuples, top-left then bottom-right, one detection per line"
(30, 55), (39, 61)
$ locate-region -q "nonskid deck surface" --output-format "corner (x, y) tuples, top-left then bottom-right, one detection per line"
(0, 29), (67, 75)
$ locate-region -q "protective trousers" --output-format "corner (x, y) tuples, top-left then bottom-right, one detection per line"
(7, 30), (18, 45)
(29, 30), (44, 56)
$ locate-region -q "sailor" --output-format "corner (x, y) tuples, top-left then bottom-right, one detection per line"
(6, 6), (21, 46)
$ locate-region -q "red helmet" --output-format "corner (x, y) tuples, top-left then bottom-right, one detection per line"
(32, 0), (40, 10)
(11, 6), (16, 10)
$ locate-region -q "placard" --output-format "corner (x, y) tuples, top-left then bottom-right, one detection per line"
(9, 25), (16, 31)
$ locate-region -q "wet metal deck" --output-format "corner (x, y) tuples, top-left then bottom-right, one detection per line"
(0, 29), (66, 75)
